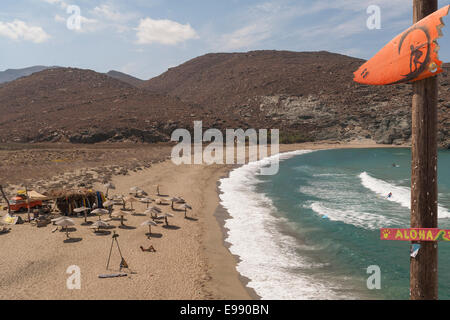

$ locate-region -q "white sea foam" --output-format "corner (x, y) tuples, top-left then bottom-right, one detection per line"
(359, 172), (450, 219)
(219, 150), (353, 300)
(309, 202), (400, 230)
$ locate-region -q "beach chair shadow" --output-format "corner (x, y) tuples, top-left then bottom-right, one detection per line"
(0, 228), (11, 235)
(145, 232), (163, 238)
(119, 225), (136, 230)
(64, 237), (82, 243)
(162, 225), (180, 230)
(81, 221), (94, 226)
(158, 194), (169, 197)
(131, 213), (146, 217)
(94, 230), (112, 236)
(185, 217), (198, 222)
(60, 227), (77, 233)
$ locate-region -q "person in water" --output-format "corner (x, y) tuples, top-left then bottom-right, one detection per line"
(387, 192), (393, 198)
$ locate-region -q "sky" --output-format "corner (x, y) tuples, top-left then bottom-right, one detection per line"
(0, 0), (449, 79)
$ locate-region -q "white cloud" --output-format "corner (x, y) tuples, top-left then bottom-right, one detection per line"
(213, 0), (413, 52)
(42, 0), (68, 9)
(0, 20), (50, 43)
(218, 23), (272, 51)
(91, 4), (131, 21)
(54, 14), (66, 23)
(77, 16), (100, 33)
(135, 18), (198, 45)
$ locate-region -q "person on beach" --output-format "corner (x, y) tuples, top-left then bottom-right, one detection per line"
(140, 245), (156, 252)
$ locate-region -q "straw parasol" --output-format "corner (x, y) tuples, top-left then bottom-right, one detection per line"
(176, 197), (186, 204)
(169, 197), (181, 209)
(123, 196), (138, 210)
(73, 206), (90, 223)
(102, 200), (115, 218)
(145, 206), (161, 218)
(104, 182), (115, 198)
(91, 208), (109, 221)
(103, 200), (114, 207)
(90, 220), (110, 232)
(139, 197), (153, 208)
(112, 210), (129, 226)
(129, 186), (141, 197)
(141, 220), (157, 237)
(158, 212), (174, 226)
(180, 204), (192, 218)
(55, 218), (75, 238)
(51, 216), (67, 224)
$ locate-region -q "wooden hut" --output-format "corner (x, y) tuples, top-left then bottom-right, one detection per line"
(47, 189), (106, 216)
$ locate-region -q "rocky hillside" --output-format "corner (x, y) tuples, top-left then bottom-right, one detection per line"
(0, 51), (448, 147)
(0, 68), (197, 143)
(145, 51), (450, 148)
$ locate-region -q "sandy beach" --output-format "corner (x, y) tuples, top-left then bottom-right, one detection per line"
(0, 141), (406, 300)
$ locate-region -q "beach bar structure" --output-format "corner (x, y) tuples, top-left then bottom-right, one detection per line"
(48, 189), (106, 216)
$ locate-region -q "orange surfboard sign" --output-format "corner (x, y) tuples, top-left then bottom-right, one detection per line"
(354, 5), (449, 85)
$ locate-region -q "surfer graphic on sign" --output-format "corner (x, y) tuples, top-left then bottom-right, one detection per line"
(354, 5), (449, 85)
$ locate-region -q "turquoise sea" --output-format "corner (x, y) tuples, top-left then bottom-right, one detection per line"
(219, 148), (450, 300)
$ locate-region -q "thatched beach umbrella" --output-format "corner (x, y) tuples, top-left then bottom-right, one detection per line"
(129, 186), (141, 197)
(180, 204), (192, 218)
(51, 216), (66, 224)
(124, 196), (138, 210)
(145, 206), (161, 218)
(176, 197), (186, 204)
(90, 220), (110, 232)
(139, 197), (153, 208)
(141, 220), (157, 237)
(112, 210), (129, 226)
(74, 206), (90, 223)
(102, 200), (114, 218)
(158, 213), (174, 226)
(169, 197), (181, 210)
(55, 218), (75, 238)
(104, 182), (115, 198)
(103, 200), (114, 207)
(91, 208), (109, 221)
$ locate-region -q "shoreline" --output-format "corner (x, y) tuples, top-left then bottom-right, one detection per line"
(0, 141), (410, 299)
(204, 141), (410, 300)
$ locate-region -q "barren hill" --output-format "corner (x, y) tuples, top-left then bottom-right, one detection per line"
(0, 67), (195, 143)
(145, 50), (449, 148)
(0, 51), (448, 147)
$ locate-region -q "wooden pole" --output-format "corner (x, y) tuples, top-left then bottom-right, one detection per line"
(25, 185), (31, 222)
(0, 185), (11, 215)
(410, 0), (438, 300)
